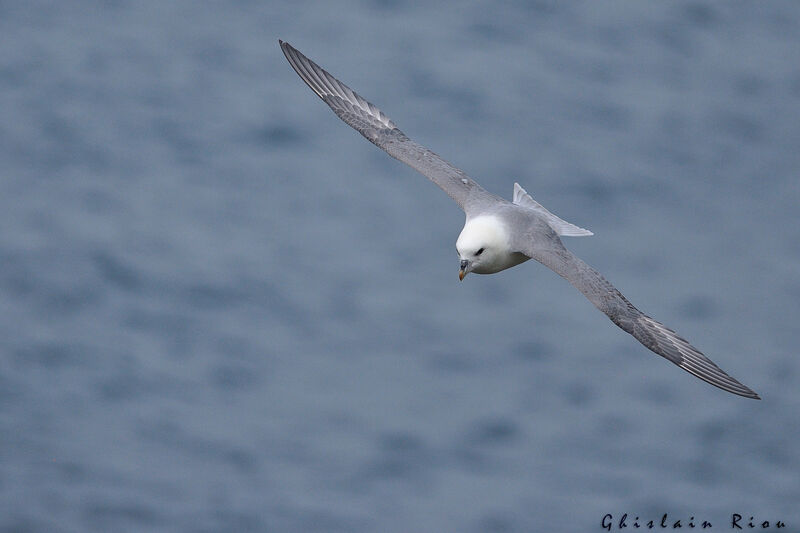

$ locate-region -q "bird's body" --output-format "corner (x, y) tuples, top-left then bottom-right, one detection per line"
(279, 40), (760, 400)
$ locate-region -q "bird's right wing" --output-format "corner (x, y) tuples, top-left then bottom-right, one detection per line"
(522, 239), (760, 399)
(280, 40), (497, 212)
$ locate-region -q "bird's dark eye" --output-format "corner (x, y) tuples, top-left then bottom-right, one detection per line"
(476, 247), (484, 256)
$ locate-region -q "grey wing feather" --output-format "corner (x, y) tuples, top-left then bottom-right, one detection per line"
(522, 238), (760, 399)
(280, 40), (497, 212)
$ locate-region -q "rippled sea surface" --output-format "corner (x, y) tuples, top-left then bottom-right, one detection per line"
(2, 2), (799, 532)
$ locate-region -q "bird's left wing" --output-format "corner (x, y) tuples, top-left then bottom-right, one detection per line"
(515, 233), (760, 399)
(280, 40), (497, 212)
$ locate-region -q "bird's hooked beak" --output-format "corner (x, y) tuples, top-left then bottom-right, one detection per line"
(459, 259), (469, 281)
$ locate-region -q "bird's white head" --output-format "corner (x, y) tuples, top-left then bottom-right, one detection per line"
(456, 215), (511, 280)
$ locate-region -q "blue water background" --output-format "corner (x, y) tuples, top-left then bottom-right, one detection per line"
(1, 1), (799, 531)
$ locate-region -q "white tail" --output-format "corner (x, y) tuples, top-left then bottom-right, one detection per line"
(512, 183), (593, 237)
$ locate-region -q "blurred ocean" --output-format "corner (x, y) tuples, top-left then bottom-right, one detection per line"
(1, 1), (799, 532)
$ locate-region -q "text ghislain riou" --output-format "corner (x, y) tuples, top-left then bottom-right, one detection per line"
(602, 513), (786, 530)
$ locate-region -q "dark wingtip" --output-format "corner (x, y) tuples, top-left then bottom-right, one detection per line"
(733, 385), (761, 400)
(735, 381), (761, 400)
(727, 384), (761, 400)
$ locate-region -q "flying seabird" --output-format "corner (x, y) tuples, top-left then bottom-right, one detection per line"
(279, 40), (760, 400)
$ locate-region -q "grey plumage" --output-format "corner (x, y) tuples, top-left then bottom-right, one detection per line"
(280, 40), (497, 211)
(279, 40), (760, 400)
